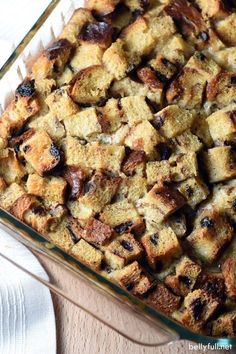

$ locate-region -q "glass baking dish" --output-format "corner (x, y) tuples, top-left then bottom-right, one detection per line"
(0, 0), (235, 348)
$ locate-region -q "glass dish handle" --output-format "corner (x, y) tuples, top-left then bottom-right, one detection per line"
(0, 225), (179, 348)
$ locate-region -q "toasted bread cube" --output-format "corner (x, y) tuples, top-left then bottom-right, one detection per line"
(196, 272), (225, 302)
(122, 150), (146, 177)
(0, 183), (25, 210)
(103, 39), (129, 80)
(104, 250), (125, 271)
(177, 177), (209, 208)
(207, 104), (236, 141)
(60, 8), (94, 44)
(67, 200), (94, 226)
(0, 150), (25, 184)
(187, 210), (233, 264)
(111, 261), (153, 296)
(70, 44), (104, 72)
(64, 108), (102, 141)
(26, 174), (67, 207)
(196, 0), (229, 20)
(153, 105), (195, 139)
(83, 218), (113, 246)
(124, 0), (149, 12)
(125, 121), (161, 155)
(69, 65), (113, 105)
(70, 239), (103, 270)
(204, 146), (236, 183)
(121, 16), (156, 57)
(160, 34), (193, 66)
(165, 256), (202, 297)
(61, 136), (89, 171)
(88, 142), (125, 172)
(171, 153), (198, 182)
(206, 72), (236, 108)
(14, 78), (40, 119)
(213, 47), (236, 71)
(78, 172), (120, 214)
(78, 21), (113, 49)
(100, 200), (140, 227)
(86, 0), (119, 15)
(222, 258), (236, 299)
(32, 39), (74, 80)
(45, 87), (78, 119)
(211, 311), (236, 337)
(138, 183), (186, 225)
(116, 176), (147, 202)
(145, 281), (181, 316)
(121, 96), (153, 125)
(148, 14), (176, 44)
(20, 130), (62, 177)
(146, 160), (171, 185)
(97, 98), (123, 134)
(172, 130), (203, 154)
(173, 289), (221, 332)
(215, 13), (236, 46)
(48, 218), (81, 251)
(107, 233), (143, 264)
(149, 55), (177, 82)
(29, 113), (65, 142)
(167, 213), (187, 239)
(141, 228), (182, 270)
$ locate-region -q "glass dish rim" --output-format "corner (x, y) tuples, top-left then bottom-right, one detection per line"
(0, 0), (235, 346)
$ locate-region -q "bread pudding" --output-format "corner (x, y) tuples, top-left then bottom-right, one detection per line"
(1, 0), (236, 337)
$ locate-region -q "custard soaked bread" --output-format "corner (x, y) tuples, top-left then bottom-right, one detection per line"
(2, 0), (236, 338)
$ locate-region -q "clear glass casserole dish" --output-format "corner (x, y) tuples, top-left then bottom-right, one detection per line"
(0, 0), (235, 348)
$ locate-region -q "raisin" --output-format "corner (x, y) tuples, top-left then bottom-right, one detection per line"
(178, 275), (192, 287)
(231, 76), (236, 85)
(185, 185), (194, 198)
(16, 79), (35, 98)
(199, 31), (209, 42)
(23, 145), (31, 153)
(155, 71), (169, 85)
(232, 200), (236, 211)
(158, 143), (172, 160)
(150, 233), (159, 245)
(114, 221), (133, 234)
(125, 283), (134, 291)
(152, 116), (164, 130)
(190, 298), (204, 321)
(200, 217), (215, 228)
(31, 206), (45, 215)
(50, 144), (61, 160)
(120, 240), (133, 251)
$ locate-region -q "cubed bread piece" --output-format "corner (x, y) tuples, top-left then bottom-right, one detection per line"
(45, 87), (78, 119)
(104, 250), (125, 271)
(222, 258), (236, 299)
(64, 108), (101, 141)
(100, 200), (140, 227)
(165, 256), (202, 297)
(0, 183), (25, 211)
(111, 261), (153, 296)
(61, 136), (89, 171)
(0, 150), (25, 184)
(196, 272), (225, 303)
(67, 200), (94, 226)
(78, 172), (121, 213)
(149, 55), (177, 83)
(206, 104), (236, 141)
(125, 121), (161, 156)
(69, 65), (113, 105)
(20, 130), (62, 177)
(32, 39), (74, 80)
(60, 8), (94, 44)
(212, 47), (236, 72)
(116, 176), (147, 202)
(70, 43), (104, 72)
(172, 130), (203, 154)
(107, 233), (143, 264)
(78, 21), (113, 49)
(121, 16), (156, 57)
(204, 146), (236, 183)
(26, 174), (67, 207)
(173, 289), (221, 332)
(195, 0), (229, 20)
(145, 281), (181, 316)
(29, 113), (65, 142)
(211, 311), (236, 337)
(121, 96), (153, 125)
(152, 105), (195, 139)
(86, 0), (120, 15)
(138, 183), (186, 225)
(160, 34), (193, 66)
(148, 13), (176, 44)
(215, 13), (236, 46)
(97, 98), (123, 134)
(167, 213), (187, 239)
(206, 72), (236, 108)
(63, 165), (86, 201)
(70, 238), (103, 270)
(103, 39), (129, 80)
(88, 142), (125, 172)
(136, 67), (165, 98)
(14, 78), (40, 119)
(170, 153), (198, 182)
(122, 149), (146, 176)
(177, 177), (209, 208)
(146, 160), (172, 185)
(83, 217), (113, 245)
(141, 228), (182, 270)
(187, 210), (233, 264)
(48, 217), (82, 251)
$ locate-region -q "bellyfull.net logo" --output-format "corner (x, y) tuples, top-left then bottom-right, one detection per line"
(189, 343), (232, 351)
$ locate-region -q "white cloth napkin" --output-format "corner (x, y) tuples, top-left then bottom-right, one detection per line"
(0, 227), (56, 354)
